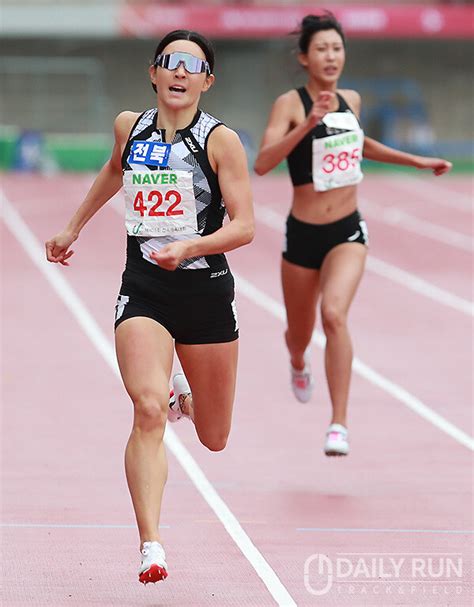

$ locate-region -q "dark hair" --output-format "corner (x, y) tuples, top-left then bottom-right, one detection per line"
(295, 12), (346, 54)
(151, 29), (215, 92)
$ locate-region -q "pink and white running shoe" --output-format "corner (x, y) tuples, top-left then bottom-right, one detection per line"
(290, 349), (313, 403)
(168, 373), (192, 423)
(138, 541), (168, 584)
(324, 423), (349, 456)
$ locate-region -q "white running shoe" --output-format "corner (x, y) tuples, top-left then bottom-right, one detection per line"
(290, 349), (313, 403)
(138, 541), (168, 584)
(168, 373), (192, 423)
(324, 423), (349, 456)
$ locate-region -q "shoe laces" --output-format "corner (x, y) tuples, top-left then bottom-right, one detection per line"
(169, 390), (187, 416)
(294, 374), (310, 389)
(327, 424), (348, 440)
(141, 541), (164, 558)
(291, 365), (311, 385)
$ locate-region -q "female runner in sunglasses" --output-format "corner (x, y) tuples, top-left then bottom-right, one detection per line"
(254, 12), (451, 457)
(45, 30), (254, 584)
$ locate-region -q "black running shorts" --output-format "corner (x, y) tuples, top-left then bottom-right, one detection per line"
(114, 264), (239, 345)
(282, 210), (368, 270)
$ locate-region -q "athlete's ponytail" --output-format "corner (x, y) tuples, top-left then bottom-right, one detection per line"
(295, 12), (346, 53)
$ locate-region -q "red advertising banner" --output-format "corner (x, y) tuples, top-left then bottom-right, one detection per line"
(120, 4), (474, 39)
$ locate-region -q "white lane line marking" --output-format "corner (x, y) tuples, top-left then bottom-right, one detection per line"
(361, 197), (472, 252)
(233, 273), (474, 452)
(366, 257), (473, 317)
(1, 523), (169, 529)
(1, 192), (297, 607)
(386, 175), (473, 213)
(296, 528), (473, 535)
(255, 205), (473, 317)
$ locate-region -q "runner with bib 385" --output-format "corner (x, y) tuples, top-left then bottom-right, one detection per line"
(254, 12), (452, 457)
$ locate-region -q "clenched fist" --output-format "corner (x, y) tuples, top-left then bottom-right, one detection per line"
(150, 241), (190, 271)
(45, 231), (77, 266)
(306, 91), (335, 130)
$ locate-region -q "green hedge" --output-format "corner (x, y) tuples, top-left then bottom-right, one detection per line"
(1, 129), (472, 173)
(0, 129), (112, 172)
(45, 135), (112, 171)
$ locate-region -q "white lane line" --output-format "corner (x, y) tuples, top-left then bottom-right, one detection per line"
(361, 197), (472, 252)
(0, 523), (168, 529)
(366, 257), (473, 317)
(386, 175), (473, 213)
(3, 523), (471, 535)
(233, 273), (474, 452)
(255, 205), (473, 317)
(296, 528), (473, 535)
(1, 192), (297, 607)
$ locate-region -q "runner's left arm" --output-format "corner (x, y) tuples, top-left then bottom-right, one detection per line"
(151, 126), (254, 270)
(363, 136), (452, 176)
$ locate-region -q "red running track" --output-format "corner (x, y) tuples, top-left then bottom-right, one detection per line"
(1, 173), (473, 606)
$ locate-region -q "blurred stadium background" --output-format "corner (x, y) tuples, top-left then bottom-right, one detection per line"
(1, 0), (473, 173)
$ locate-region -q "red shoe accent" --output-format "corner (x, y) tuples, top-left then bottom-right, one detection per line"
(295, 377), (308, 389)
(139, 564), (168, 585)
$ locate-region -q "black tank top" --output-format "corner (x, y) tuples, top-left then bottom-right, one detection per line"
(121, 108), (227, 271)
(287, 88), (360, 187)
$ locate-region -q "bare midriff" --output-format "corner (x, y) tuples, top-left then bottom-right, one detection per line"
(291, 182), (358, 225)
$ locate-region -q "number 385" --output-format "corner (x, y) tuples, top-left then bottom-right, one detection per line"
(322, 149), (360, 174)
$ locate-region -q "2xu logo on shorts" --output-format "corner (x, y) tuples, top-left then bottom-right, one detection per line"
(210, 269), (228, 279)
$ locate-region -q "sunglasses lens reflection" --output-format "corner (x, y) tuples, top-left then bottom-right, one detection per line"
(156, 53), (209, 74)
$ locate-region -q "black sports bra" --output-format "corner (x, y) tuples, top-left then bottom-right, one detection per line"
(287, 88), (361, 187)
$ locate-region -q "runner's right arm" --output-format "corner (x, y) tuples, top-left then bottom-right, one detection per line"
(45, 112), (137, 265)
(254, 90), (333, 175)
